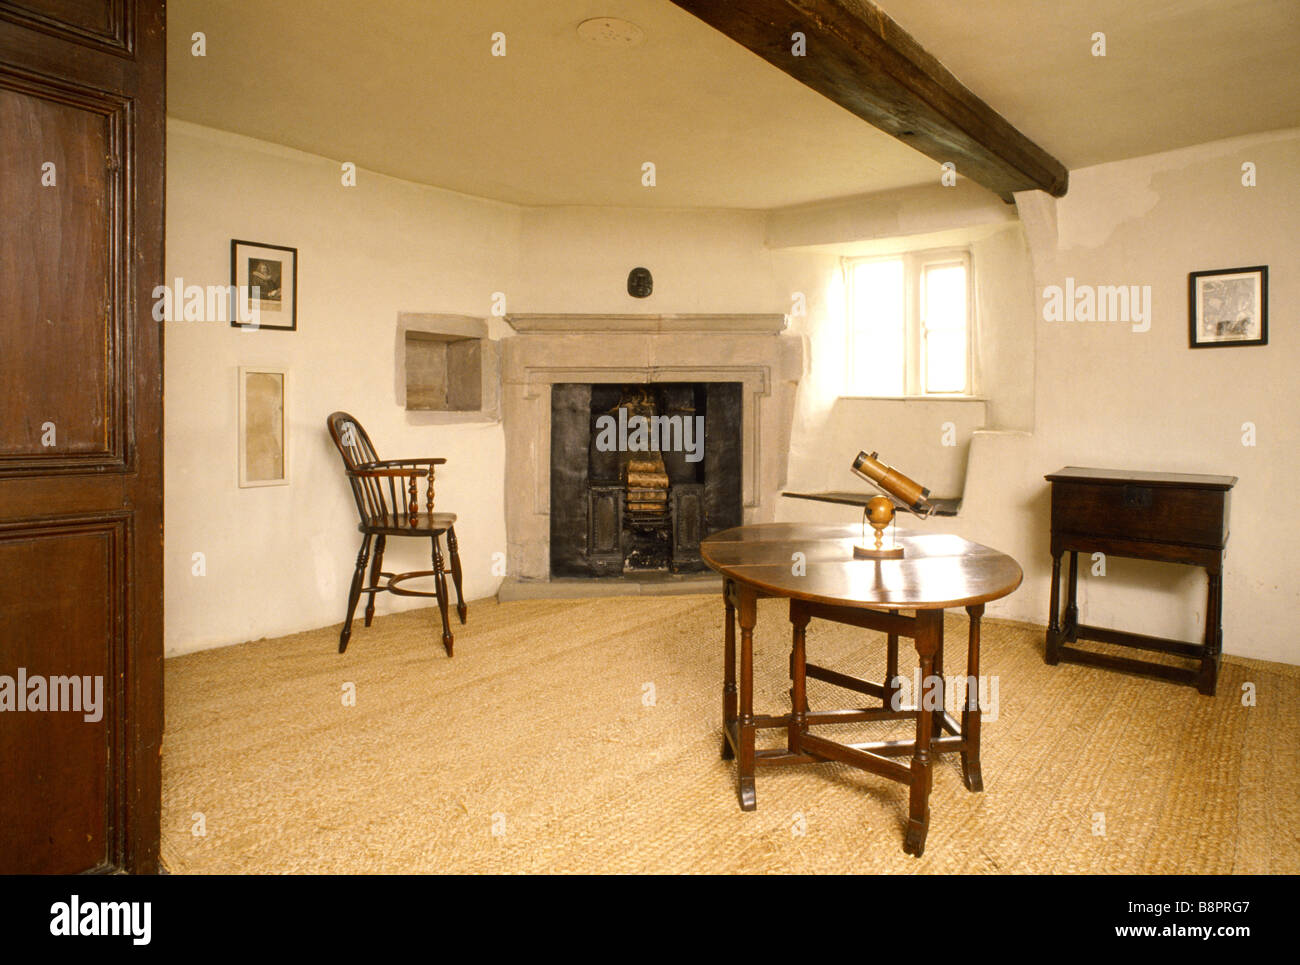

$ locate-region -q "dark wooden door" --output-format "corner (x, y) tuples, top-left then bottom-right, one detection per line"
(0, 0), (164, 874)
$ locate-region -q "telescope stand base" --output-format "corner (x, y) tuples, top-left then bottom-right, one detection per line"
(854, 544), (905, 560)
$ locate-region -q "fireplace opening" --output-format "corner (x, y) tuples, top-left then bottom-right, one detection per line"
(550, 382), (742, 578)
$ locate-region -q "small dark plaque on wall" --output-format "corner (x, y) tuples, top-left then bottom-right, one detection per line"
(627, 267), (653, 298)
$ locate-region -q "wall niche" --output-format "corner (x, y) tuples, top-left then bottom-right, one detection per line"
(395, 313), (500, 423)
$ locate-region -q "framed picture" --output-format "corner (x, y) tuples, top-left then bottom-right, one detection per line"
(238, 367), (288, 487)
(1189, 265), (1267, 348)
(230, 239), (297, 331)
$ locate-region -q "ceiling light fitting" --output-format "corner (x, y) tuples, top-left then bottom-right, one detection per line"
(577, 17), (645, 48)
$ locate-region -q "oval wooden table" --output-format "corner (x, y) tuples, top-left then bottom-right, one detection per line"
(701, 522), (1023, 857)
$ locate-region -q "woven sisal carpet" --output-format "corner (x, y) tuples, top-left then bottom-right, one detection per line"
(161, 595), (1299, 874)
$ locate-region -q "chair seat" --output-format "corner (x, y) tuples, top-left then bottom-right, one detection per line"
(359, 512), (458, 536)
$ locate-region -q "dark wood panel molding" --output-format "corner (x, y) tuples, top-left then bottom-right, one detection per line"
(0, 62), (130, 474)
(0, 513), (129, 873)
(0, 0), (132, 57)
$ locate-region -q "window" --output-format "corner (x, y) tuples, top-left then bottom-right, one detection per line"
(845, 249), (973, 396)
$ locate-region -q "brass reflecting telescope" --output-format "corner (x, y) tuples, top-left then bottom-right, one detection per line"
(852, 450), (933, 516)
(850, 451), (934, 559)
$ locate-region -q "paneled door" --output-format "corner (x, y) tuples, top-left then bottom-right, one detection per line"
(0, 0), (164, 873)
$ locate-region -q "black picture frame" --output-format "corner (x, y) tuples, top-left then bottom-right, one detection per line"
(1188, 265), (1267, 348)
(230, 239), (298, 332)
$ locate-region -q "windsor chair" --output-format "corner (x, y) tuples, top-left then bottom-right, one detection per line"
(327, 411), (467, 656)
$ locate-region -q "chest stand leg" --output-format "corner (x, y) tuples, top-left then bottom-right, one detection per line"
(1198, 567), (1223, 697)
(1046, 549), (1063, 665)
(1064, 551), (1079, 642)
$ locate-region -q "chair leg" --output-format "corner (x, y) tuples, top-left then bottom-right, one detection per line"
(364, 535), (386, 627)
(447, 525), (467, 624)
(340, 533), (372, 654)
(432, 533), (454, 657)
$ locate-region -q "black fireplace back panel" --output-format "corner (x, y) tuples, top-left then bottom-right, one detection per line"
(549, 382), (742, 577)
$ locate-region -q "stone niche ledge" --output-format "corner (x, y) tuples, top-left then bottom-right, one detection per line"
(395, 312), (500, 424)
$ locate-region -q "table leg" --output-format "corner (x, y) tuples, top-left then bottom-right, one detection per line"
(722, 585), (736, 760)
(904, 609), (942, 857)
(789, 601), (809, 754)
(931, 619), (946, 739)
(786, 616), (809, 715)
(961, 603), (985, 792)
(885, 609), (900, 709)
(1046, 549), (1062, 664)
(737, 586), (758, 811)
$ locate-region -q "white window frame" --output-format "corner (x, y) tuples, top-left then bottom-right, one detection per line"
(844, 247), (975, 397)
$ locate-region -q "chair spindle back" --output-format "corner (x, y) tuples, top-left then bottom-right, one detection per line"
(327, 411), (434, 527)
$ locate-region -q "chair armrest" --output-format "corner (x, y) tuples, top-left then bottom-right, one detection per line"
(351, 468), (424, 479)
(366, 457), (447, 468)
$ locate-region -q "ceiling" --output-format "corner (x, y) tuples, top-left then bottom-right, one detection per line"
(166, 0), (1300, 210)
(879, 0), (1300, 170)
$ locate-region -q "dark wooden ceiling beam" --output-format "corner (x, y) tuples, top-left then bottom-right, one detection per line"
(668, 0), (1068, 200)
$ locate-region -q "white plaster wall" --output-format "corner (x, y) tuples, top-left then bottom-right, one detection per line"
(971, 224), (1037, 432)
(164, 121), (518, 655)
(765, 180), (1017, 249)
(511, 205), (780, 314)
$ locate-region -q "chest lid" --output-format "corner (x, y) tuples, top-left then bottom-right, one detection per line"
(1045, 467), (1237, 490)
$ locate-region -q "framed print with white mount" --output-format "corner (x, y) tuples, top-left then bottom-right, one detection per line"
(238, 367), (288, 487)
(1189, 265), (1267, 348)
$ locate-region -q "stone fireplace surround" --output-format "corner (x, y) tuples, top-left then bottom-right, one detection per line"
(501, 314), (803, 590)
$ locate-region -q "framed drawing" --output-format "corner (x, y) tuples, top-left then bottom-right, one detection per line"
(230, 239), (297, 331)
(238, 367), (289, 487)
(1189, 265), (1267, 348)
